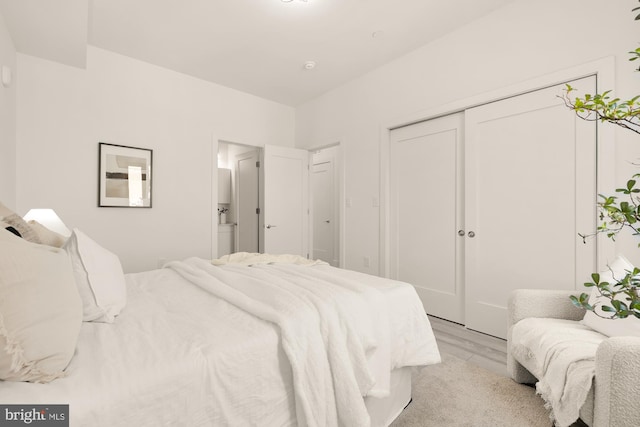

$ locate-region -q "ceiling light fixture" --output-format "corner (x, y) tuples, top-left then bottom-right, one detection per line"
(303, 61), (316, 70)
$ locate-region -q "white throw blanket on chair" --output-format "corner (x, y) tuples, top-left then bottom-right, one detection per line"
(511, 318), (605, 427)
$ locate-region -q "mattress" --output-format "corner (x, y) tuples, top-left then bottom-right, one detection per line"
(0, 259), (440, 426)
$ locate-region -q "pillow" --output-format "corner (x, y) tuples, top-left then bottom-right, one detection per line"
(63, 228), (126, 323)
(27, 220), (67, 248)
(0, 202), (39, 242)
(0, 220), (21, 238)
(2, 213), (41, 244)
(582, 255), (640, 337)
(0, 228), (82, 383)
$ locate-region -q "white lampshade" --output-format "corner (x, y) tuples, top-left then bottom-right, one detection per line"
(23, 209), (72, 237)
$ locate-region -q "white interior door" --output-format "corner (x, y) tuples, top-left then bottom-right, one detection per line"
(389, 112), (465, 324)
(465, 76), (597, 338)
(235, 150), (260, 253)
(312, 160), (335, 265)
(263, 144), (309, 256)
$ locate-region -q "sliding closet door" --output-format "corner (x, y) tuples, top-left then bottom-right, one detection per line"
(389, 113), (465, 324)
(464, 76), (597, 338)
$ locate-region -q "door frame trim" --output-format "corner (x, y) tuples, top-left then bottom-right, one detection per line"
(379, 56), (616, 278)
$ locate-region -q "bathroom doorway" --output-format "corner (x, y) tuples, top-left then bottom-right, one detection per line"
(217, 141), (261, 256)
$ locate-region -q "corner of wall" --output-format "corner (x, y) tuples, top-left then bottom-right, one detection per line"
(0, 10), (17, 209)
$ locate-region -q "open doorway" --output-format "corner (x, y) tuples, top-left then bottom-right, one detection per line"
(217, 141), (262, 256)
(215, 140), (338, 262)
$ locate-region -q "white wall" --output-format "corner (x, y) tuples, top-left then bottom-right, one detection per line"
(16, 46), (294, 272)
(0, 12), (16, 209)
(295, 0), (640, 273)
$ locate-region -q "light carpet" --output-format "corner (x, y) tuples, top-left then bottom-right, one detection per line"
(390, 354), (553, 427)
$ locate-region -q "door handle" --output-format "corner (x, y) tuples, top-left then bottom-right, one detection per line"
(325, 220), (331, 224)
(468, 231), (476, 238)
(458, 230), (465, 236)
(265, 224), (277, 229)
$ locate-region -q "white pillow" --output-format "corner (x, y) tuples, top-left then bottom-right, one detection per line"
(0, 228), (82, 382)
(582, 255), (640, 337)
(63, 228), (126, 323)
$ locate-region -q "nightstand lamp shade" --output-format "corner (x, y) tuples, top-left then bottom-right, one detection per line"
(23, 209), (72, 237)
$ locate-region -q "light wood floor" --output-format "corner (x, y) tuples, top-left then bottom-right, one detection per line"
(428, 315), (509, 377)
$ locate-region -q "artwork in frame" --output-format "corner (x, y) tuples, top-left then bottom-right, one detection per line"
(99, 143), (152, 208)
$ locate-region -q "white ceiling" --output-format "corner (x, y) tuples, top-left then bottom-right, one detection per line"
(0, 0), (515, 106)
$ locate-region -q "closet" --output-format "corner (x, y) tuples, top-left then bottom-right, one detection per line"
(389, 76), (598, 339)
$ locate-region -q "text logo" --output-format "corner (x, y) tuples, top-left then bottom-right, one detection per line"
(0, 405), (68, 426)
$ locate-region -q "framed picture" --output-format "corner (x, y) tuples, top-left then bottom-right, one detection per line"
(99, 143), (152, 208)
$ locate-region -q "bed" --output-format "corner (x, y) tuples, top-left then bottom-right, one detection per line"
(0, 213), (441, 427)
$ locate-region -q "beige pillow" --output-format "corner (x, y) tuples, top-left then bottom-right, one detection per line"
(0, 220), (21, 238)
(0, 228), (82, 383)
(28, 220), (67, 248)
(2, 213), (41, 244)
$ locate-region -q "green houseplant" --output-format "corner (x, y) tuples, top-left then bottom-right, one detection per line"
(563, 2), (640, 319)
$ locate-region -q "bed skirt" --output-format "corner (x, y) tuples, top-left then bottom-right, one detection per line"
(365, 367), (413, 427)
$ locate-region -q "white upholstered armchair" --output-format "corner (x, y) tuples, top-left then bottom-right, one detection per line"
(507, 289), (640, 427)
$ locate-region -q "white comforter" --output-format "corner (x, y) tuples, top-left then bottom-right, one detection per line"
(0, 258), (440, 427)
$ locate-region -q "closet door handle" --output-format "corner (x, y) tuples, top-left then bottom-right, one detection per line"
(458, 230), (465, 236)
(265, 224), (277, 229)
(468, 231), (476, 238)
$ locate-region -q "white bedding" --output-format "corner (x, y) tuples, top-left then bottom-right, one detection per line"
(0, 258), (440, 426)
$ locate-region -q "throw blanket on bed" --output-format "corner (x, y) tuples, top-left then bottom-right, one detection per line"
(167, 257), (386, 427)
(212, 252), (392, 396)
(511, 318), (603, 427)
(212, 252), (327, 266)
(233, 262), (392, 398)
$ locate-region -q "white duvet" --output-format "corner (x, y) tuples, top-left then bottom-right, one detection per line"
(0, 258), (440, 427)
